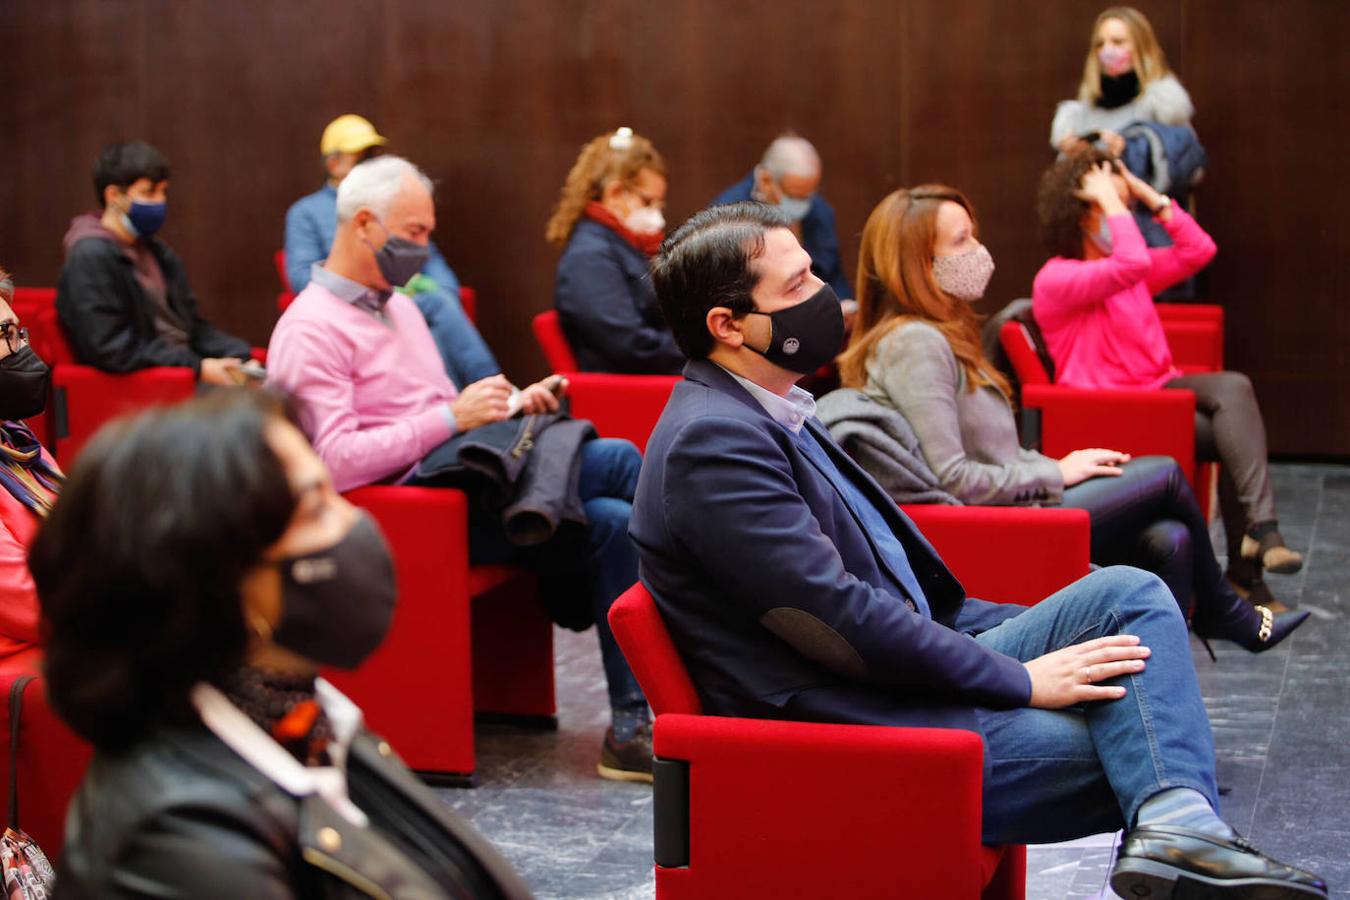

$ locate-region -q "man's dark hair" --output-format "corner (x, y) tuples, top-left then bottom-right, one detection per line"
(1037, 145), (1116, 260)
(651, 201), (791, 359)
(92, 140), (171, 207)
(31, 390), (299, 751)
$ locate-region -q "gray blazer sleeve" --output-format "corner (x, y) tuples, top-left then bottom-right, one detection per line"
(872, 324), (1063, 505)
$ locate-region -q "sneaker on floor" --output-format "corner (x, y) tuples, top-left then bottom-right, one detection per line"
(597, 722), (653, 783)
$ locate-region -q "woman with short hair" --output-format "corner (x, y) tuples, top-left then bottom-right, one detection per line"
(36, 390), (531, 898)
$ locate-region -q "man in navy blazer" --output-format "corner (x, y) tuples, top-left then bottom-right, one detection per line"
(628, 202), (1326, 898)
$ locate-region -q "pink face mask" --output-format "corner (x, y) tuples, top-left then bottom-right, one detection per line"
(1098, 45), (1134, 77)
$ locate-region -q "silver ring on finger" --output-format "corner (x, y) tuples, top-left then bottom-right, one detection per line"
(1082, 665), (1093, 683)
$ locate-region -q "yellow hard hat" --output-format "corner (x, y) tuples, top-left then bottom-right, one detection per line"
(320, 114), (388, 156)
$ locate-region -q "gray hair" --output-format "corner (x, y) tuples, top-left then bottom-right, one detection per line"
(759, 134), (821, 180)
(335, 156), (435, 223)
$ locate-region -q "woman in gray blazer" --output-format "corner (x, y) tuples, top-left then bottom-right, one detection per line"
(834, 186), (1306, 655)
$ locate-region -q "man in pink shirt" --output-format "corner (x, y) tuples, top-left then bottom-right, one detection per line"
(268, 156), (653, 781)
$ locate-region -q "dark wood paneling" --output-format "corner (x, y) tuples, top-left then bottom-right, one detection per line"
(2, 1), (1345, 453)
(1181, 0), (1350, 455)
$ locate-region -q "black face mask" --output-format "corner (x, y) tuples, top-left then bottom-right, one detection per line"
(0, 346), (51, 422)
(745, 283), (845, 375)
(1098, 71), (1141, 109)
(271, 513), (397, 670)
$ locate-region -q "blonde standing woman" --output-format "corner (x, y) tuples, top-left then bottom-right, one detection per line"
(1050, 7), (1194, 157)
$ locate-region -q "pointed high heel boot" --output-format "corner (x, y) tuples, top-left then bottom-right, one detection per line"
(1194, 595), (1310, 654)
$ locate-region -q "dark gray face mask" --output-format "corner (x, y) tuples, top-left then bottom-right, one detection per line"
(365, 218), (430, 289)
(744, 283), (845, 375)
(271, 513), (396, 670)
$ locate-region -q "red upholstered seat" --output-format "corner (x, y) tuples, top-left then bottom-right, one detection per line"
(0, 657), (93, 863)
(530, 310), (680, 453)
(532, 309), (578, 372)
(325, 486), (554, 780)
(23, 300), (195, 466)
(610, 581), (1044, 900)
(607, 510), (1092, 897)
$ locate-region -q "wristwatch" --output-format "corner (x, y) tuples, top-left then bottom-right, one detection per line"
(1151, 196), (1173, 215)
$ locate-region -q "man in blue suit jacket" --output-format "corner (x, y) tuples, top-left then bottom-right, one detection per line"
(711, 134), (851, 299)
(628, 202), (1326, 898)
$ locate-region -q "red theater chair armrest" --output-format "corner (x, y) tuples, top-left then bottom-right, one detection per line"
(653, 714), (991, 899)
(902, 505), (1091, 605)
(1021, 383), (1196, 483)
(564, 373), (679, 453)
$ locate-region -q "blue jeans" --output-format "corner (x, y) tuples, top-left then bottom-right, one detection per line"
(470, 438), (647, 716)
(410, 288), (501, 388)
(972, 567), (1218, 845)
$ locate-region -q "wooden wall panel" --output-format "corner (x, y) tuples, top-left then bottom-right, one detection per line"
(1, 0), (1345, 454)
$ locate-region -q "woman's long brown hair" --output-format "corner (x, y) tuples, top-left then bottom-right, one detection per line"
(837, 186), (1010, 397)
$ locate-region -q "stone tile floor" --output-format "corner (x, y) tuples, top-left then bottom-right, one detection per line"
(436, 463), (1350, 899)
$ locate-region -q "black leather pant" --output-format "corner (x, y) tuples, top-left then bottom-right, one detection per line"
(1061, 455), (1231, 619)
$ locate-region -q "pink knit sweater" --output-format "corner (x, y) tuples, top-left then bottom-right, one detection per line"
(267, 282), (456, 492)
(1031, 208), (1217, 390)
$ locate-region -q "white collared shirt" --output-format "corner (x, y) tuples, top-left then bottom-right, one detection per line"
(191, 678), (369, 826)
(717, 364), (818, 434)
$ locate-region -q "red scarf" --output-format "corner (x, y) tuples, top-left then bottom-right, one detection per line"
(583, 201), (664, 257)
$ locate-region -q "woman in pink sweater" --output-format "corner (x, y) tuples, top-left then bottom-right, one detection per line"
(1032, 148), (1297, 609)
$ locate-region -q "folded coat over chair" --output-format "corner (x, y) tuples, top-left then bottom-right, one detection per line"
(816, 389), (959, 506)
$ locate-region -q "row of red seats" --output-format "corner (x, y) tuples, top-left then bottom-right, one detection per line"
(4, 275), (1218, 892)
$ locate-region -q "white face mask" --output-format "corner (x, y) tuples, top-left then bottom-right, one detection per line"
(624, 204), (665, 236)
(932, 244), (996, 302)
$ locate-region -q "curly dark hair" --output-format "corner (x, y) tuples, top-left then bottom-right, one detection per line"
(1037, 145), (1117, 260)
(31, 390), (298, 751)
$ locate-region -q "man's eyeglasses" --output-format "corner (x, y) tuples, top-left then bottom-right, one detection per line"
(0, 323), (30, 354)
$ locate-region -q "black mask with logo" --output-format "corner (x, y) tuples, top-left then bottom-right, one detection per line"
(744, 283), (845, 375)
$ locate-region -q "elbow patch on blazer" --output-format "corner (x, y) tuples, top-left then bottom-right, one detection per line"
(760, 608), (868, 681)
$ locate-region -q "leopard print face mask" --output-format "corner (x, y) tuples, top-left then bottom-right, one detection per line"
(932, 244), (995, 302)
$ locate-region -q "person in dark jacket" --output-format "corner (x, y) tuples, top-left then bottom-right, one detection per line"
(711, 133), (852, 300)
(545, 128), (684, 374)
(32, 390), (533, 899)
(630, 201), (1327, 900)
(56, 141), (253, 386)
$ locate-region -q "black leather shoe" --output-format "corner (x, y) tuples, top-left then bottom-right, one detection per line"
(1111, 824), (1328, 898)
